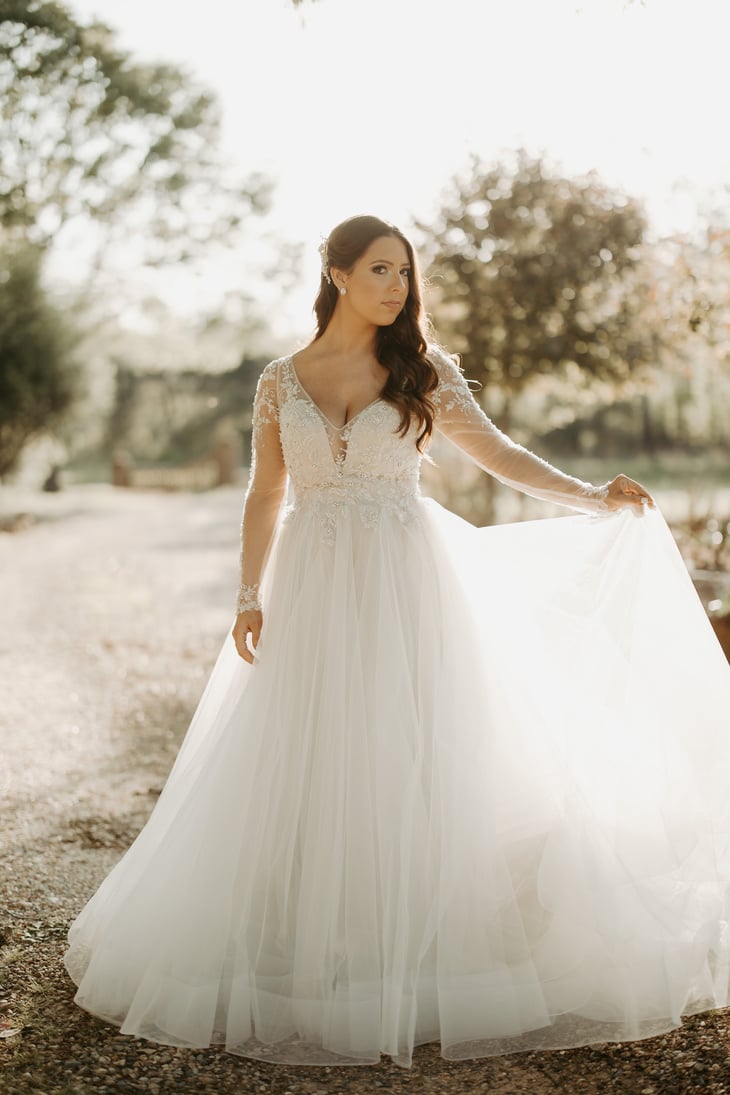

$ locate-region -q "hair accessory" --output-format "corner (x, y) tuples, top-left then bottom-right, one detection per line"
(318, 238), (331, 284)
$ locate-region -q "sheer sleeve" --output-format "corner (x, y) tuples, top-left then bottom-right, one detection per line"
(238, 361), (288, 597)
(428, 346), (609, 515)
(248, 361), (284, 490)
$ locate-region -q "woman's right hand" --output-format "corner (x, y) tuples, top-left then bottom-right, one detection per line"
(232, 610), (263, 664)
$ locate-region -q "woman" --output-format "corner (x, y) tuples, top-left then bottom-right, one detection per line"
(65, 215), (730, 1069)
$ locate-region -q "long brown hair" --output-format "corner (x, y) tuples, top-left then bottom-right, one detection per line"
(313, 215), (438, 451)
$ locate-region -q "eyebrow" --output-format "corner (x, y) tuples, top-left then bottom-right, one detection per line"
(369, 259), (411, 266)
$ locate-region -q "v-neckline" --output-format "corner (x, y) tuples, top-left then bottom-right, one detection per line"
(287, 355), (384, 433)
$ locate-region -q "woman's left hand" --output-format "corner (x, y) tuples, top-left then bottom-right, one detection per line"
(604, 473), (655, 512)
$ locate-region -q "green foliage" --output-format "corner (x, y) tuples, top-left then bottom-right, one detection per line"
(0, 241), (80, 476)
(104, 356), (265, 465)
(420, 151), (661, 426)
(0, 0), (271, 263)
(660, 221), (730, 350)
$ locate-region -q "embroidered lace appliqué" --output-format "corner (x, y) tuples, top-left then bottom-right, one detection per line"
(286, 480), (421, 544)
(272, 356), (422, 542)
(251, 351), (609, 552)
(251, 362), (280, 437)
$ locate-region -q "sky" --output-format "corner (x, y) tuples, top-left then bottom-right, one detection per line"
(64, 0), (730, 339)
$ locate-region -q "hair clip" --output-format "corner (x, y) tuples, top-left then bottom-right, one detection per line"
(318, 237), (331, 284)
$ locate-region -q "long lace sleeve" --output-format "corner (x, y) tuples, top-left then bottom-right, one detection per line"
(429, 347), (609, 515)
(237, 361), (288, 610)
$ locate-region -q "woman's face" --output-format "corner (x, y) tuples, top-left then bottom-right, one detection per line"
(333, 235), (411, 326)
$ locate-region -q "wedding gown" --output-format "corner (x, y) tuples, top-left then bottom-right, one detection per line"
(64, 349), (730, 1069)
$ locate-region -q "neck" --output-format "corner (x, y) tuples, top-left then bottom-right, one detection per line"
(316, 306), (378, 356)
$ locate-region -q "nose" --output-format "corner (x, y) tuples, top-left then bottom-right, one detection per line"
(391, 272), (406, 293)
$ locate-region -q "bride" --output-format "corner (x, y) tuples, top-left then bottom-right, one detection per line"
(65, 215), (730, 1069)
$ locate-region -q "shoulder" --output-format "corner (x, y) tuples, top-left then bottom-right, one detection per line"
(254, 355), (292, 396)
(425, 342), (468, 391)
(426, 342), (465, 378)
(252, 358), (287, 425)
(258, 355), (289, 382)
(425, 343), (481, 416)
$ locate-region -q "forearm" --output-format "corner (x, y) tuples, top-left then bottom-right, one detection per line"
(237, 485), (287, 605)
(430, 348), (608, 514)
(467, 433), (609, 514)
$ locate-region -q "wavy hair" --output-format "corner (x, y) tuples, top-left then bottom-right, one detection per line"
(313, 215), (439, 451)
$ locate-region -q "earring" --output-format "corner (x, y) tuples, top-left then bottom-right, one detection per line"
(340, 286), (347, 296)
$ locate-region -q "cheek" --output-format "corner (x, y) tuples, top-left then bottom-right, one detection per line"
(356, 278), (382, 304)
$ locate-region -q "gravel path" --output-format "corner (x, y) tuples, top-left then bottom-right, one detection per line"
(1, 484), (729, 1095)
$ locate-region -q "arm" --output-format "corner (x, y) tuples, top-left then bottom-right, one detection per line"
(233, 361), (288, 662)
(429, 347), (651, 514)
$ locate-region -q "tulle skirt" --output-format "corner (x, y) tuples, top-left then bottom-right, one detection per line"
(64, 496), (730, 1068)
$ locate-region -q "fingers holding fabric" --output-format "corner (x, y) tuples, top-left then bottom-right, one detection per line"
(604, 474), (655, 512)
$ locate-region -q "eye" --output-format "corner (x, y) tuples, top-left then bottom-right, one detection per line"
(370, 265), (411, 278)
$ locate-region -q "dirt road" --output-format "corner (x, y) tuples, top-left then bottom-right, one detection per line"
(1, 485), (728, 1094)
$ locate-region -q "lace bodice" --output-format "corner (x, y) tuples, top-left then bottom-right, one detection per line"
(248, 350), (608, 537)
(236, 348), (610, 596)
(275, 355), (420, 487)
(247, 355), (421, 541)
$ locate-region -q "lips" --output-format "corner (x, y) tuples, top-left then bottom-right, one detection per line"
(382, 301), (402, 310)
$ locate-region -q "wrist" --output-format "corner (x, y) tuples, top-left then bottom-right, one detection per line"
(590, 483), (610, 512)
(236, 582), (261, 614)
(576, 481), (610, 513)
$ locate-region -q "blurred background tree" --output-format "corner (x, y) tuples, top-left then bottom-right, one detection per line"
(0, 0), (273, 477)
(420, 150), (659, 432)
(0, 238), (80, 477)
(0, 0), (271, 270)
(418, 150), (666, 520)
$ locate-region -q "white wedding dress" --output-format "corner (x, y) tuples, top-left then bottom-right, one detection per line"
(64, 350), (730, 1069)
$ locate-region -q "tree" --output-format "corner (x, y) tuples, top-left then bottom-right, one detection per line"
(0, 0), (274, 475)
(419, 151), (660, 434)
(639, 217), (730, 452)
(0, 240), (80, 477)
(0, 0), (270, 267)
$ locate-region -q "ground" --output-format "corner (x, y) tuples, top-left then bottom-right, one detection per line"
(1, 484), (729, 1095)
